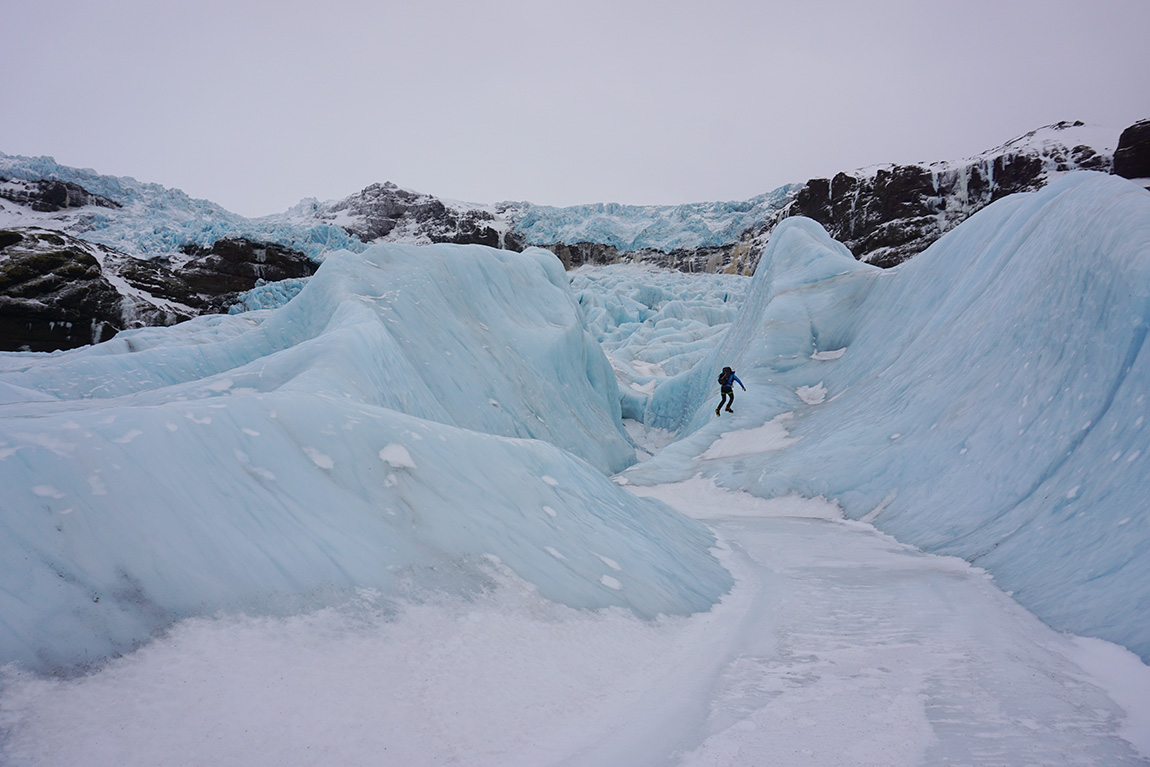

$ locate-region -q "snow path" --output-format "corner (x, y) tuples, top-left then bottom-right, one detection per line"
(3, 481), (1146, 766)
(626, 481), (1148, 767)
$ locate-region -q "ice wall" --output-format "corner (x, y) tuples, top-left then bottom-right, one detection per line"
(626, 172), (1150, 660)
(571, 266), (748, 421)
(0, 243), (731, 673)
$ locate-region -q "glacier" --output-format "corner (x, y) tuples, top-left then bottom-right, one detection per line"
(622, 171), (1150, 661)
(0, 151), (801, 265)
(2, 171), (1147, 672)
(0, 152), (364, 263)
(570, 265), (748, 424)
(1, 169), (1149, 764)
(0, 243), (731, 672)
(512, 186), (799, 253)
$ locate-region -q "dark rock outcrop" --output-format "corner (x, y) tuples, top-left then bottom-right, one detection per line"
(548, 240), (755, 274)
(0, 229), (309, 351)
(178, 238), (318, 295)
(1113, 120), (1150, 184)
(321, 182), (524, 250)
(0, 229), (127, 351)
(782, 120), (1113, 267)
(0, 178), (121, 212)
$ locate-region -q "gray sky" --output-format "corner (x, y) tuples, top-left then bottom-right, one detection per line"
(3, 0), (1148, 217)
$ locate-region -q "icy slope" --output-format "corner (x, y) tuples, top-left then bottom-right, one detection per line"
(624, 172), (1150, 660)
(0, 243), (730, 672)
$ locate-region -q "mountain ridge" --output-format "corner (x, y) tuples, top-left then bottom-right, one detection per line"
(2, 119), (1147, 350)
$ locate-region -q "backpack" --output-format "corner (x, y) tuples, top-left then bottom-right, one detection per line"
(718, 369), (733, 386)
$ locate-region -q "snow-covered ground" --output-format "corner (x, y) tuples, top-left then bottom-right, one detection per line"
(2, 481), (1147, 766)
(2, 171), (1149, 765)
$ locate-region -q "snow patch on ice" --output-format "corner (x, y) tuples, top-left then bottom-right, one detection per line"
(700, 414), (798, 459)
(796, 382), (827, 404)
(600, 575), (623, 590)
(628, 477), (843, 521)
(31, 485), (65, 499)
(303, 447), (334, 470)
(378, 444), (416, 470)
(811, 348), (847, 360)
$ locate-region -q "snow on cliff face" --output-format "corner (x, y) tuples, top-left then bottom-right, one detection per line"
(786, 121), (1120, 267)
(622, 171), (1150, 660)
(0, 243), (731, 673)
(0, 121), (1126, 278)
(0, 153), (363, 264)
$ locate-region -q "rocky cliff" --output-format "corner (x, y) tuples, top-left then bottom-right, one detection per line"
(313, 182), (525, 250)
(0, 228), (316, 351)
(1113, 119), (1150, 185)
(783, 121), (1114, 267)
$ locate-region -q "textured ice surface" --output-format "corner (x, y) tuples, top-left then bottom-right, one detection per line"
(0, 152), (363, 263)
(0, 152), (799, 263)
(571, 265), (748, 422)
(622, 172), (1150, 660)
(0, 243), (730, 672)
(512, 186), (798, 252)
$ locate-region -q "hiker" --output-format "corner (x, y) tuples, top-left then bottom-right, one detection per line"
(716, 366), (745, 415)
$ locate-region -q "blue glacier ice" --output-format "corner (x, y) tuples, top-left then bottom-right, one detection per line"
(2, 168), (1147, 678)
(0, 152), (364, 262)
(570, 265), (748, 421)
(620, 172), (1150, 660)
(512, 186), (798, 252)
(0, 243), (730, 672)
(226, 277), (310, 313)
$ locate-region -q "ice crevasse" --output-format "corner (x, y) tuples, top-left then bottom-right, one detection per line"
(626, 171), (1150, 661)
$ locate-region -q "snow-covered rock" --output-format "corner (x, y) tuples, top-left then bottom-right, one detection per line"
(300, 181), (521, 249)
(786, 120), (1117, 266)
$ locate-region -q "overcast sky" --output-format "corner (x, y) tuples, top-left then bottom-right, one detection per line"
(3, 0), (1148, 217)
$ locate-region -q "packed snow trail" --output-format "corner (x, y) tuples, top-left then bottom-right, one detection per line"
(2, 481), (1146, 766)
(627, 483), (1149, 766)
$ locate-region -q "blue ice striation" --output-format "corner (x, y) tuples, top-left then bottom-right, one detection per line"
(619, 172), (1150, 661)
(0, 243), (730, 672)
(2, 168), (1148, 674)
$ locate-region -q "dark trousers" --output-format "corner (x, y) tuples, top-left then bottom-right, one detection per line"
(718, 388), (735, 411)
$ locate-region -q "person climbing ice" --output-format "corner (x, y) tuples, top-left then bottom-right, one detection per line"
(715, 366), (745, 416)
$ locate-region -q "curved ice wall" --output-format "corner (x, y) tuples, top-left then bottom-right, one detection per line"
(631, 172), (1150, 660)
(0, 243), (731, 673)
